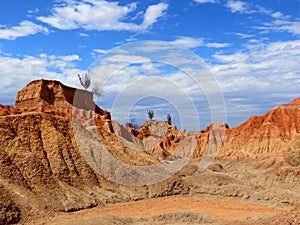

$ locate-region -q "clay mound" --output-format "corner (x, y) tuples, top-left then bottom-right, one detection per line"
(106, 96), (300, 163)
(228, 203), (300, 225)
(0, 80), (158, 223)
(192, 99), (300, 160)
(218, 99), (300, 160)
(13, 80), (110, 126)
(1, 80), (113, 130)
(16, 79), (93, 112)
(228, 98), (300, 139)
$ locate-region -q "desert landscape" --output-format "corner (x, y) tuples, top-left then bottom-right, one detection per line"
(0, 79), (299, 225)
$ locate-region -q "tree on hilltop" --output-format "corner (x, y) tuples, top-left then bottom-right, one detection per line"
(147, 109), (154, 120)
(78, 73), (91, 90)
(78, 73), (103, 98)
(167, 113), (172, 124)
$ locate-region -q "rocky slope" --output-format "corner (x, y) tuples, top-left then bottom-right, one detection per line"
(0, 80), (158, 224)
(121, 97), (300, 162)
(219, 98), (300, 160)
(121, 98), (300, 162)
(0, 79), (299, 224)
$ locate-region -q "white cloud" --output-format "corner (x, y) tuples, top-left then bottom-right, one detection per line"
(233, 32), (254, 39)
(92, 49), (109, 55)
(250, 8), (300, 36)
(0, 40), (222, 129)
(79, 32), (89, 37)
(225, 0), (252, 14)
(271, 11), (290, 20)
(104, 54), (151, 64)
(140, 3), (168, 29)
(170, 36), (204, 48)
(0, 21), (48, 40)
(0, 53), (83, 105)
(255, 18), (300, 36)
(38, 0), (168, 32)
(205, 42), (231, 48)
(213, 52), (248, 63)
(210, 40), (300, 126)
(255, 5), (273, 16)
(171, 37), (230, 49)
(194, 0), (218, 4)
(211, 39), (300, 94)
(270, 19), (300, 35)
(223, 1), (300, 36)
(224, 1), (275, 15)
(87, 40), (225, 129)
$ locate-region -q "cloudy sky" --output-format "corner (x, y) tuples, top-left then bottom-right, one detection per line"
(0, 0), (299, 130)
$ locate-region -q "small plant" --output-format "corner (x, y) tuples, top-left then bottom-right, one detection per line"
(147, 109), (154, 120)
(167, 113), (172, 124)
(129, 118), (139, 130)
(92, 83), (103, 97)
(78, 73), (91, 90)
(286, 150), (300, 167)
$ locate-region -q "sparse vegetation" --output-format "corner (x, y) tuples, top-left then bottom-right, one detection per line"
(167, 114), (172, 124)
(147, 109), (154, 120)
(129, 118), (139, 130)
(78, 73), (91, 90)
(286, 150), (300, 166)
(92, 83), (103, 97)
(78, 73), (103, 97)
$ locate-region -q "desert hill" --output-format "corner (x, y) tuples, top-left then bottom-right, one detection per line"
(0, 80), (159, 224)
(219, 98), (300, 159)
(122, 97), (300, 162)
(0, 79), (299, 225)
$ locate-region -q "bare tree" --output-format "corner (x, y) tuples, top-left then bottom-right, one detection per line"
(167, 113), (172, 124)
(78, 73), (91, 90)
(147, 109), (154, 120)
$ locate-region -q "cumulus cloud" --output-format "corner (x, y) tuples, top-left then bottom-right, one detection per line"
(210, 39), (300, 126)
(212, 40), (300, 78)
(38, 0), (168, 31)
(140, 3), (168, 29)
(0, 21), (48, 40)
(0, 53), (83, 105)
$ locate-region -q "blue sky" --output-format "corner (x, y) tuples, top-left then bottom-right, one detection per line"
(0, 0), (299, 130)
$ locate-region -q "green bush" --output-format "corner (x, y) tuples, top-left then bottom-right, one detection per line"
(286, 150), (300, 167)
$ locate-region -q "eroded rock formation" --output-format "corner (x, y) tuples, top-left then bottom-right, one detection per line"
(219, 98), (300, 159)
(0, 79), (300, 224)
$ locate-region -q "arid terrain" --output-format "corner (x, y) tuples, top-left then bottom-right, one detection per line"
(0, 80), (299, 225)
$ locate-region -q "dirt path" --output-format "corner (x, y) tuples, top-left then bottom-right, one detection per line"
(43, 197), (283, 224)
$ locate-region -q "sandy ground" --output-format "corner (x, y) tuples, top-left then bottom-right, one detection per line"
(3, 158), (299, 225)
(38, 196), (282, 225)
